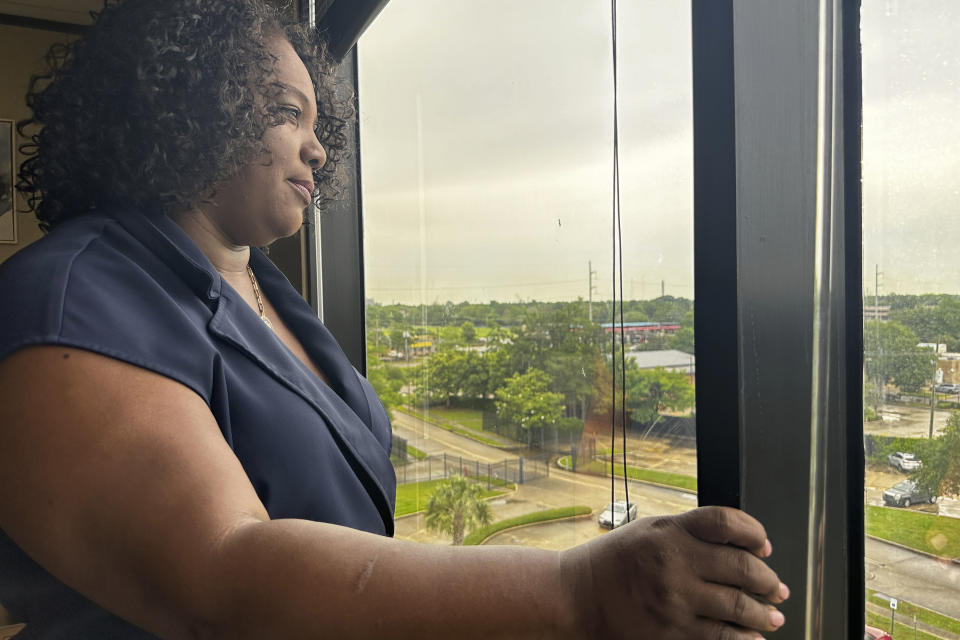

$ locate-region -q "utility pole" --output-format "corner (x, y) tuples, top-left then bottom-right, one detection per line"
(661, 279), (665, 298)
(875, 264), (880, 321)
(875, 265), (885, 406)
(588, 261), (598, 323)
(928, 337), (939, 439)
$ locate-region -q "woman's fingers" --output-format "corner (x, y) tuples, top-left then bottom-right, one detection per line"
(678, 506), (771, 557)
(695, 543), (786, 604)
(692, 582), (787, 635)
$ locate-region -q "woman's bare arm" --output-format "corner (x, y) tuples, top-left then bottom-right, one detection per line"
(0, 346), (786, 639)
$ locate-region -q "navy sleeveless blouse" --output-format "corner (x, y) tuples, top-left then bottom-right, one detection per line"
(0, 209), (396, 638)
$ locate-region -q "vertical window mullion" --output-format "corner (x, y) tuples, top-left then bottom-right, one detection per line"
(318, 47), (367, 373)
(692, 0), (741, 509)
(693, 1), (862, 637)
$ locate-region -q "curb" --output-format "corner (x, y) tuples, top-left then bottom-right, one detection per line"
(470, 511), (595, 546)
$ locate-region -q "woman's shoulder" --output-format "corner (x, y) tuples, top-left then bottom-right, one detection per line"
(0, 212), (115, 287)
(0, 211), (219, 398)
(0, 213), (119, 338)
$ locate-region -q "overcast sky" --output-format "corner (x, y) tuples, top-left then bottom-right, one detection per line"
(356, 0), (960, 305)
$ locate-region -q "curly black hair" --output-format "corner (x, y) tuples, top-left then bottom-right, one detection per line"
(16, 0), (349, 231)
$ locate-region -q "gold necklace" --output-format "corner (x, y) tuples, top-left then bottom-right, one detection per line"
(246, 265), (274, 330)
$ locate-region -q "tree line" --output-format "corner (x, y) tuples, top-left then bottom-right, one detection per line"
(365, 299), (696, 447)
(865, 294), (960, 404)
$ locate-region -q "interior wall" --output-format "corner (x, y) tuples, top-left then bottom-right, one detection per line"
(0, 24), (76, 267)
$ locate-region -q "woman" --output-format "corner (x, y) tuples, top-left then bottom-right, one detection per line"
(0, 1), (788, 637)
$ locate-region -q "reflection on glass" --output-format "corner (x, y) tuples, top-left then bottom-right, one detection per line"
(357, 0), (695, 551)
(862, 1), (960, 637)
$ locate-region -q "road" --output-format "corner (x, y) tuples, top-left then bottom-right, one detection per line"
(866, 537), (960, 620)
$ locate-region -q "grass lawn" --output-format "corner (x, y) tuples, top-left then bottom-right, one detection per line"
(464, 506), (592, 545)
(867, 588), (960, 636)
(565, 458), (698, 492)
(394, 479), (511, 518)
(424, 406), (485, 432)
(865, 505), (960, 558)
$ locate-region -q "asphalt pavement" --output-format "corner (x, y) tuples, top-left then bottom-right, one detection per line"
(866, 537), (960, 620)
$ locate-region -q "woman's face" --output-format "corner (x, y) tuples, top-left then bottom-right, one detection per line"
(204, 36), (327, 247)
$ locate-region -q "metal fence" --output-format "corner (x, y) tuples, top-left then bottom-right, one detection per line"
(394, 451), (549, 487)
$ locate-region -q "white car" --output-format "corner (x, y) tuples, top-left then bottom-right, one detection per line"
(888, 451), (921, 472)
(598, 501), (638, 529)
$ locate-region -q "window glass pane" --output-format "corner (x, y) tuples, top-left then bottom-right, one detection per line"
(862, 1), (960, 636)
(358, 0), (695, 550)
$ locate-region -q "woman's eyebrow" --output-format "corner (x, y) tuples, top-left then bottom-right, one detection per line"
(277, 83), (312, 108)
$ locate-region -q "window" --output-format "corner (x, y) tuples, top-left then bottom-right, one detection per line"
(357, 0), (697, 549)
(861, 0), (960, 635)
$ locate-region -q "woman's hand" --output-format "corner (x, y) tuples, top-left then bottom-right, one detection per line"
(560, 506), (788, 639)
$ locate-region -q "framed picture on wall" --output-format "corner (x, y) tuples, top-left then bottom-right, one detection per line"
(0, 119), (16, 244)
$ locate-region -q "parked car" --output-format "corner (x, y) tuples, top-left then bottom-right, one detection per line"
(883, 480), (937, 508)
(935, 383), (960, 394)
(597, 501), (638, 529)
(888, 451), (921, 472)
(864, 624), (892, 640)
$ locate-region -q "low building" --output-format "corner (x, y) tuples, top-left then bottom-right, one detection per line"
(600, 321), (681, 345)
(625, 349), (696, 381)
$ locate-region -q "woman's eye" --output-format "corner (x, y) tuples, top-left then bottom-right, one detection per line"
(280, 106), (301, 122)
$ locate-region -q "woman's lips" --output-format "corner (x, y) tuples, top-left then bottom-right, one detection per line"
(287, 180), (313, 204)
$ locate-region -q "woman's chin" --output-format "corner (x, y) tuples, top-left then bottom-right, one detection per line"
(266, 209), (306, 242)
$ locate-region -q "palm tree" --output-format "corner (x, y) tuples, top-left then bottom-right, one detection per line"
(424, 475), (494, 545)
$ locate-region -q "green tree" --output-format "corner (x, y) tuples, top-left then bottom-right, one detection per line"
(495, 369), (564, 446)
(424, 475), (494, 545)
(668, 327), (695, 354)
(624, 366), (696, 425)
(508, 301), (603, 418)
(864, 321), (933, 393)
(460, 351), (489, 400)
(588, 354), (615, 416)
(889, 296), (960, 346)
(422, 349), (467, 406)
(911, 412), (960, 497)
(460, 321), (476, 344)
